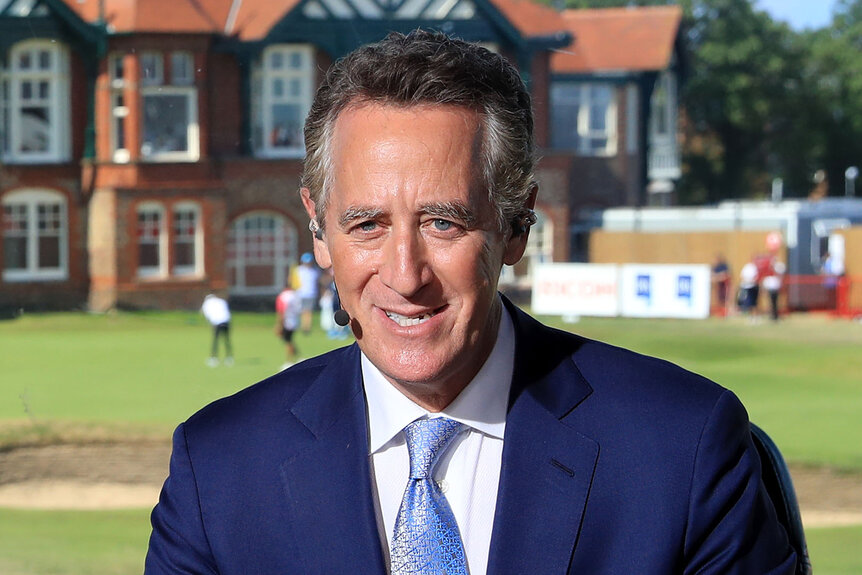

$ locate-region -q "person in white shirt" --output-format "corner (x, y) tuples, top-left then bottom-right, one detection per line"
(147, 30), (797, 575)
(200, 293), (232, 367)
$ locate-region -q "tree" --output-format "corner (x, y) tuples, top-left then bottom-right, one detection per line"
(677, 0), (812, 203)
(799, 0), (862, 198)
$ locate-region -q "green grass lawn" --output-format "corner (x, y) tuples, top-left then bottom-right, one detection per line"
(0, 509), (856, 575)
(1, 309), (860, 574)
(0, 508), (151, 575)
(2, 310), (860, 468)
(0, 310), (351, 446)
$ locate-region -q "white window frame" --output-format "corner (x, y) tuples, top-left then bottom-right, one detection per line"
(252, 45), (314, 158)
(109, 52), (130, 163)
(2, 188), (68, 282)
(0, 40), (70, 164)
(171, 201), (203, 277)
(551, 82), (617, 157)
(227, 211), (298, 295)
(136, 202), (167, 278)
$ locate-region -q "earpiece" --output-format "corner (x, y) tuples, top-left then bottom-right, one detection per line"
(308, 219), (323, 240)
(511, 209), (538, 237)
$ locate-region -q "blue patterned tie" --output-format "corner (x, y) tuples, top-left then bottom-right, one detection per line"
(390, 418), (468, 575)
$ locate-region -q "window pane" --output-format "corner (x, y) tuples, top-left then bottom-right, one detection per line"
(589, 104), (607, 131)
(3, 237), (27, 269)
(270, 51), (283, 70)
(550, 85), (580, 149)
(19, 107), (51, 153)
(137, 209), (162, 271)
(38, 50), (51, 70)
(141, 94), (189, 156)
(38, 235), (59, 268)
(141, 53), (162, 85)
(39, 81), (50, 99)
(139, 243), (159, 268)
(3, 205), (28, 270)
(269, 104), (302, 148)
(289, 52), (303, 69)
(171, 52), (193, 85)
(272, 78), (284, 98)
(18, 51), (32, 70)
(111, 55), (124, 80)
(174, 242), (194, 268)
(173, 208), (197, 272)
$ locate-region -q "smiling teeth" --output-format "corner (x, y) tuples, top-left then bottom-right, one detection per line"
(385, 311), (435, 327)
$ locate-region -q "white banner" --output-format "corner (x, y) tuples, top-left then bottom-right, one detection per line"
(619, 264), (711, 319)
(531, 264), (619, 317)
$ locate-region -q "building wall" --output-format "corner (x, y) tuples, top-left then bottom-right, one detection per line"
(590, 229), (771, 275)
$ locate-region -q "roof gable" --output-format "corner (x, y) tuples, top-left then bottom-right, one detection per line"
(551, 5), (682, 75)
(61, 0), (234, 34)
(50, 0), (566, 44)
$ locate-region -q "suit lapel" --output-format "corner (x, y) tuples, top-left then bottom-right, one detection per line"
(278, 345), (387, 574)
(487, 302), (599, 575)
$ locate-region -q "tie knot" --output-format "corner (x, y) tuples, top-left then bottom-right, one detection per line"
(404, 418), (464, 479)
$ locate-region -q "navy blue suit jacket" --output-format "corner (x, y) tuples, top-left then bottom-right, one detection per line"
(146, 300), (796, 574)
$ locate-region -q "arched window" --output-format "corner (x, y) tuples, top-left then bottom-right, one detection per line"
(251, 45), (315, 158)
(227, 212), (298, 295)
(0, 40), (70, 163)
(2, 188), (68, 281)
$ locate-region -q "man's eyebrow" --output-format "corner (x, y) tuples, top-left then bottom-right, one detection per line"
(338, 206), (384, 228)
(421, 202), (478, 227)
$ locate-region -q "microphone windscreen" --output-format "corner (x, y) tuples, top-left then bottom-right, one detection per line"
(334, 309), (351, 327)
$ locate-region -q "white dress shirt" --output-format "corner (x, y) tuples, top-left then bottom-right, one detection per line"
(362, 305), (515, 575)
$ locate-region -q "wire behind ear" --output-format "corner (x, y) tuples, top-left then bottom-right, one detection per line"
(308, 219), (323, 240)
(511, 209), (538, 237)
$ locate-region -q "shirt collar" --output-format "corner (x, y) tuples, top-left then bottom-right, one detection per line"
(363, 300), (515, 454)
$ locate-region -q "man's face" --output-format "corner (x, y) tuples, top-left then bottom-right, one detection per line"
(302, 103), (529, 407)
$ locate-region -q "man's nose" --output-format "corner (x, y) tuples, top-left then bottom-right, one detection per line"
(378, 227), (431, 297)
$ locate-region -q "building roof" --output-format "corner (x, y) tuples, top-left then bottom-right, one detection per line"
(60, 0), (566, 40)
(63, 0), (233, 33)
(551, 5), (683, 75)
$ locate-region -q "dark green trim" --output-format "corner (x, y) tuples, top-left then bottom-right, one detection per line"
(552, 72), (645, 84)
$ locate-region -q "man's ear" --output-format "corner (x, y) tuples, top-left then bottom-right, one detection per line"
(301, 188), (332, 269)
(503, 183), (539, 266)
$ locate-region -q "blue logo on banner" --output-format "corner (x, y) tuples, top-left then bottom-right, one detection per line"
(678, 274), (692, 306)
(636, 274), (651, 304)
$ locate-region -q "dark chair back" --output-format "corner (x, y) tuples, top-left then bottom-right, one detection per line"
(750, 423), (812, 575)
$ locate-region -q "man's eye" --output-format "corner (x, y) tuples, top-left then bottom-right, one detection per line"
(357, 221), (378, 232)
(433, 219), (453, 231)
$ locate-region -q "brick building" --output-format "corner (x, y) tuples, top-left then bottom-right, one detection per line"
(0, 0), (683, 310)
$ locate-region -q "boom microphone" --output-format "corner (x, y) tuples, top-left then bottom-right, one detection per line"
(334, 309), (351, 327)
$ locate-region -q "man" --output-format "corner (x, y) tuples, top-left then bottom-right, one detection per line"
(275, 274), (302, 369)
(200, 293), (232, 367)
(146, 31), (795, 574)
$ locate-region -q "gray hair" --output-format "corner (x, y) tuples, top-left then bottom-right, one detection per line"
(301, 29), (536, 234)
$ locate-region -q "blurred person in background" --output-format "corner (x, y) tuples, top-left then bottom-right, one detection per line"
(296, 252), (321, 334)
(275, 274), (302, 370)
(201, 293), (232, 367)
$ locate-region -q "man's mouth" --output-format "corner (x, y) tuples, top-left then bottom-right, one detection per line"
(384, 310), (438, 327)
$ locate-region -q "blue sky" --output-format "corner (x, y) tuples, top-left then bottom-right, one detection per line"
(756, 0), (838, 30)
